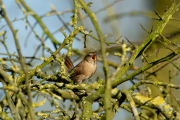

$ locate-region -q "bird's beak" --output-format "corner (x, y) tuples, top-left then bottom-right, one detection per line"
(92, 55), (96, 62)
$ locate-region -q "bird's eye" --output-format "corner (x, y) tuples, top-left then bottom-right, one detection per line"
(87, 55), (91, 57)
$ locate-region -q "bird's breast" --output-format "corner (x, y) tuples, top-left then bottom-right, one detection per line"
(83, 61), (97, 80)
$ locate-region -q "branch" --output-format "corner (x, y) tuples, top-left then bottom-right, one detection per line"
(79, 0), (111, 119)
(121, 90), (140, 120)
(129, 80), (180, 92)
(132, 94), (178, 119)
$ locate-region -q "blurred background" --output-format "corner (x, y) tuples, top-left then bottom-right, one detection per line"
(1, 0), (180, 119)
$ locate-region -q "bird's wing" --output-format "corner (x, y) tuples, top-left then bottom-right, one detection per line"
(70, 66), (84, 84)
(70, 66), (83, 77)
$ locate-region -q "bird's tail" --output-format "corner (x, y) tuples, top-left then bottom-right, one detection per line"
(64, 56), (74, 72)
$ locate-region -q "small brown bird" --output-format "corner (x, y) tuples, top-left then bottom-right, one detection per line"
(65, 52), (97, 84)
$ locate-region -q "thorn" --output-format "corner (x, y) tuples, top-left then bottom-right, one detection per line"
(154, 10), (164, 21)
(140, 23), (149, 34)
(115, 35), (122, 43)
(165, 6), (168, 12)
(152, 18), (159, 20)
(150, 25), (153, 33)
(125, 37), (136, 49)
(155, 45), (160, 59)
(142, 54), (149, 63)
(84, 34), (87, 48)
